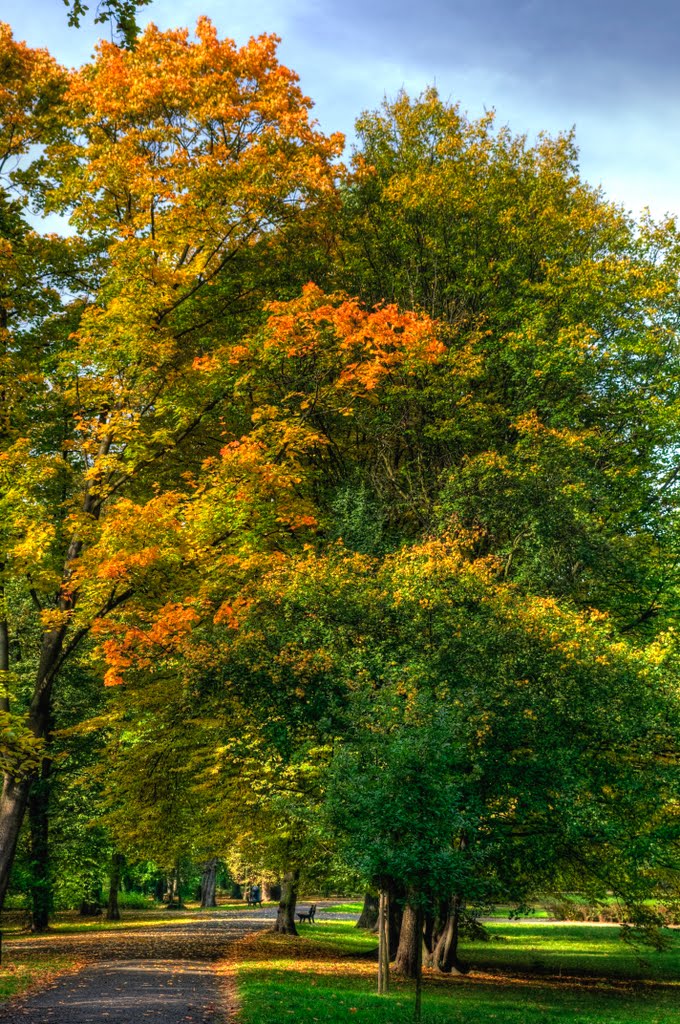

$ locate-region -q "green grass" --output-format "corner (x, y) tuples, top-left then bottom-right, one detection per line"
(464, 924), (679, 981)
(324, 902), (365, 914)
(485, 905), (550, 920)
(234, 920), (680, 1024)
(0, 954), (79, 1002)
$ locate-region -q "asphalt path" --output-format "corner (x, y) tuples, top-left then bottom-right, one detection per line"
(0, 905), (303, 1024)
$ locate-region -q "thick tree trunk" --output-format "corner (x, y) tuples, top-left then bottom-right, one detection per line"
(0, 775), (31, 910)
(274, 869), (299, 935)
(394, 901), (422, 978)
(200, 858), (218, 908)
(29, 756), (52, 932)
(357, 891), (379, 930)
(389, 897), (403, 959)
(432, 896), (468, 974)
(106, 853), (125, 921)
(0, 627), (64, 926)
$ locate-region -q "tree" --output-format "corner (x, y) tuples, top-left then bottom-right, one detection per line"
(317, 539), (680, 987)
(338, 89), (680, 631)
(0, 19), (342, 931)
(91, 275), (680, 966)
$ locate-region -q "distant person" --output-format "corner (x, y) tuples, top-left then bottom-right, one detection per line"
(250, 884), (262, 906)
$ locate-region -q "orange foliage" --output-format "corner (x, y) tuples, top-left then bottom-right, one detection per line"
(0, 23), (65, 167)
(262, 282), (446, 394)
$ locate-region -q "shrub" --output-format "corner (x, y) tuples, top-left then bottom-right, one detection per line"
(118, 892), (157, 909)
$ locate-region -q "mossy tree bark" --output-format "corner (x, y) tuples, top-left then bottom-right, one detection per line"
(274, 869), (299, 935)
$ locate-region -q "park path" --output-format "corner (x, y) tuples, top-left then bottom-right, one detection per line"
(0, 904), (332, 1024)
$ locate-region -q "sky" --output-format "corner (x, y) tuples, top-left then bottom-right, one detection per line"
(5, 0), (680, 219)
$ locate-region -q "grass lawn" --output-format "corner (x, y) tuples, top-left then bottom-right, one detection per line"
(231, 919), (680, 1024)
(324, 903), (365, 914)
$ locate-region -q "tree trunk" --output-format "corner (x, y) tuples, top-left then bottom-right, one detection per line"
(0, 626), (65, 931)
(106, 853), (125, 921)
(357, 891), (379, 930)
(28, 756), (52, 932)
(394, 901), (421, 978)
(166, 861), (184, 908)
(389, 897), (403, 959)
(432, 896), (468, 974)
(80, 869), (103, 916)
(0, 472), (117, 942)
(274, 868), (299, 934)
(423, 910), (435, 960)
(414, 906), (424, 1024)
(80, 899), (102, 916)
(176, 861), (184, 907)
(0, 775), (31, 913)
(263, 880), (279, 901)
(377, 890), (390, 994)
(200, 857), (218, 908)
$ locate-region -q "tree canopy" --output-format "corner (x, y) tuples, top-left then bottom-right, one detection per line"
(0, 18), (678, 975)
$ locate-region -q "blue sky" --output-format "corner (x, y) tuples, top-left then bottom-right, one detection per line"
(6, 0), (680, 218)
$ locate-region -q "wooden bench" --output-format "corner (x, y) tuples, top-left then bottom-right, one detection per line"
(297, 903), (317, 924)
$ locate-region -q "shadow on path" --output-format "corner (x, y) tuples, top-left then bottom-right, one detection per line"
(0, 959), (223, 1024)
(0, 904), (354, 1023)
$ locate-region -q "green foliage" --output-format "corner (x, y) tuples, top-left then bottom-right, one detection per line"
(0, 712), (43, 778)
(340, 90), (680, 633)
(117, 891), (157, 909)
(62, 0), (151, 47)
(326, 702), (466, 904)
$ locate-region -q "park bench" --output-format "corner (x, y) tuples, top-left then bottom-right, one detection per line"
(297, 903), (317, 924)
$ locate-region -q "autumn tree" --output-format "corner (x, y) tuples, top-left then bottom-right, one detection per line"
(91, 272), (680, 960)
(3, 25), (680, 987)
(337, 89), (680, 630)
(0, 19), (342, 925)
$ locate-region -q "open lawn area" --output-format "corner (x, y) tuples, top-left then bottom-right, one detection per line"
(232, 920), (680, 1024)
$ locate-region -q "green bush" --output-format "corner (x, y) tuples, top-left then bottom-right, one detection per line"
(118, 892), (157, 909)
(544, 897), (680, 925)
(2, 894), (29, 911)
